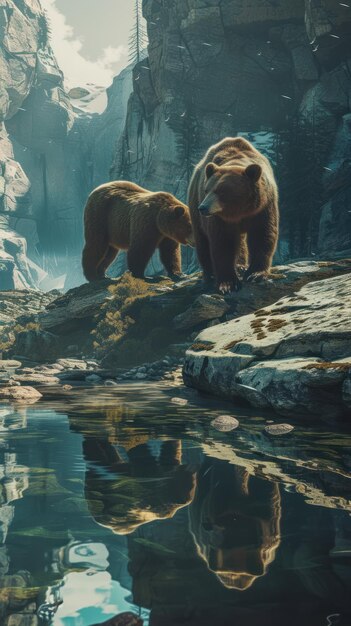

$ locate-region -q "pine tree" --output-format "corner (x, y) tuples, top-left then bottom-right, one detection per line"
(129, 0), (148, 65)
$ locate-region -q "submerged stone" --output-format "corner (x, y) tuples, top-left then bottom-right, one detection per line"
(211, 415), (239, 432)
(264, 423), (295, 436)
(171, 397), (188, 406)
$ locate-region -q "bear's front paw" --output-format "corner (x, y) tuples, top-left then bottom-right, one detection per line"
(218, 277), (242, 294)
(245, 270), (270, 283)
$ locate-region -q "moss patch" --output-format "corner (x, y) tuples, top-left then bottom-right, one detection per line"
(0, 322), (39, 353)
(303, 362), (351, 372)
(190, 342), (215, 352)
(266, 318), (288, 332)
(224, 339), (242, 350)
(92, 273), (197, 368)
(251, 319), (265, 330)
(254, 309), (269, 317)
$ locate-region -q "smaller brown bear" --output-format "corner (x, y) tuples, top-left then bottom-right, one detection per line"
(82, 181), (194, 281)
(188, 137), (279, 294)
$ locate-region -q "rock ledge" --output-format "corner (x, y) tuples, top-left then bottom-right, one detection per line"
(183, 271), (351, 419)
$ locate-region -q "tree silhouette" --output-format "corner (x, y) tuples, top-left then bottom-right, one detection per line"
(129, 0), (148, 65)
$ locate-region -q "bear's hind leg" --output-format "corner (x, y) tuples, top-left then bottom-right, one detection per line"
(127, 232), (160, 279)
(245, 207), (278, 282)
(97, 246), (119, 278)
(82, 241), (109, 282)
(158, 238), (183, 280)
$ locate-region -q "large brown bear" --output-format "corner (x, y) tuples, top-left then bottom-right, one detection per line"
(82, 181), (194, 281)
(188, 137), (279, 294)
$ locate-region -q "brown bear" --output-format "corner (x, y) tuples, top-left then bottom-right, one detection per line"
(188, 137), (279, 294)
(82, 181), (194, 281)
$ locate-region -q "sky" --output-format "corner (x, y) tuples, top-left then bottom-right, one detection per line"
(40, 0), (136, 88)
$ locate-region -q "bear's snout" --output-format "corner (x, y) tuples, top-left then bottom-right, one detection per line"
(199, 191), (222, 217)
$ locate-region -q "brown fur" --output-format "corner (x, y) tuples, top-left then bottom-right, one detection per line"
(82, 181), (194, 281)
(188, 137), (279, 293)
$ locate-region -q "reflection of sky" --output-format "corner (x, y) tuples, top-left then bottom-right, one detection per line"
(53, 570), (149, 626)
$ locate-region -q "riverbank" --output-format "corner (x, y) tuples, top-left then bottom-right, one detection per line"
(0, 258), (350, 419)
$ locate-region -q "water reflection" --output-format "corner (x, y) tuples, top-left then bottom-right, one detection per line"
(84, 437), (197, 535)
(190, 461), (281, 590)
(0, 407), (29, 547)
(0, 385), (350, 625)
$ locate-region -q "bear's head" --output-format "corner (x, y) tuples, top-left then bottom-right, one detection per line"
(157, 196), (194, 246)
(199, 162), (263, 223)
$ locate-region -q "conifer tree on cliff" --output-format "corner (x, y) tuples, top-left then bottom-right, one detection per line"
(129, 0), (148, 65)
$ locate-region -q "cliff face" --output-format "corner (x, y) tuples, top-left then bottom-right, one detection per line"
(1, 0), (350, 290)
(0, 0), (73, 287)
(0, 0), (133, 289)
(113, 0), (351, 259)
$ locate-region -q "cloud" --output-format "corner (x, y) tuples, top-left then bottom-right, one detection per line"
(40, 0), (127, 87)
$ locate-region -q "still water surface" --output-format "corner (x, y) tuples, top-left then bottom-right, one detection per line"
(0, 383), (351, 625)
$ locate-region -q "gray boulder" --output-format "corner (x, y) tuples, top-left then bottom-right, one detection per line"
(174, 294), (230, 330)
(0, 385), (42, 403)
(11, 329), (60, 363)
(184, 271), (351, 418)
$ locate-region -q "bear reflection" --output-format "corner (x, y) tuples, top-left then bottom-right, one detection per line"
(189, 461), (281, 590)
(84, 437), (196, 535)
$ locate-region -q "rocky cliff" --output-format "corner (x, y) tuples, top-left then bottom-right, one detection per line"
(2, 0), (351, 290)
(0, 0), (133, 289)
(113, 0), (351, 260)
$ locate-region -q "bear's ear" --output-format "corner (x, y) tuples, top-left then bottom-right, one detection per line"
(174, 205), (185, 218)
(245, 163), (262, 183)
(205, 163), (218, 179)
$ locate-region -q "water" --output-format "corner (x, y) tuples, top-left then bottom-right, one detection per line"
(0, 382), (351, 626)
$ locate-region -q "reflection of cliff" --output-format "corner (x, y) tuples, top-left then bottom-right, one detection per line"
(0, 406), (29, 586)
(189, 462), (281, 590)
(84, 438), (196, 535)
